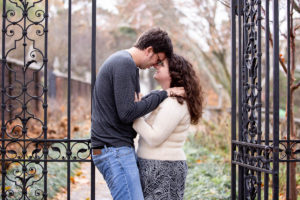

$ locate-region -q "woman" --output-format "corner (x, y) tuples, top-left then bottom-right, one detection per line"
(133, 54), (203, 200)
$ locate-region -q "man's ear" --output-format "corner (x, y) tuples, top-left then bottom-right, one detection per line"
(145, 46), (154, 56)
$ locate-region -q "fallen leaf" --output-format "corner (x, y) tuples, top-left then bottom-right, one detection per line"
(5, 186), (11, 191)
(70, 176), (75, 184)
(76, 171), (83, 176)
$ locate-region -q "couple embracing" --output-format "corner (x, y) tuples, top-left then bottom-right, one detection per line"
(91, 28), (203, 200)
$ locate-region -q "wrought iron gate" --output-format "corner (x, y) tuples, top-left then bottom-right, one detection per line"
(2, 0), (299, 200)
(231, 0), (299, 199)
(1, 0), (97, 199)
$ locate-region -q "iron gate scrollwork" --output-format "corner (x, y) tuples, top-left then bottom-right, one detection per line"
(231, 0), (299, 199)
(2, 0), (299, 200)
(1, 0), (97, 199)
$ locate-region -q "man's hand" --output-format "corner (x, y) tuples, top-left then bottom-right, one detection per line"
(134, 92), (143, 102)
(166, 87), (185, 97)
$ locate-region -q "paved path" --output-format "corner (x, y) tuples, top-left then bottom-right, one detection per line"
(52, 162), (112, 200)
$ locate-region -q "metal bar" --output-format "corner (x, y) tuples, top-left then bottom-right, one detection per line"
(279, 159), (300, 163)
(1, 0), (7, 199)
(248, 0), (257, 196)
(4, 159), (93, 162)
(232, 140), (272, 149)
(257, 1), (262, 198)
(240, 0), (247, 198)
(264, 0), (270, 199)
(272, 0), (280, 199)
(44, 0), (49, 199)
(91, 0), (97, 199)
(262, 139), (300, 143)
(286, 0), (291, 199)
(230, 0), (237, 199)
(67, 0), (72, 199)
(232, 161), (274, 174)
(22, 3), (27, 197)
(91, 3), (97, 97)
(3, 157), (298, 163)
(237, 0), (243, 199)
(0, 138), (91, 142)
(8, 64), (11, 120)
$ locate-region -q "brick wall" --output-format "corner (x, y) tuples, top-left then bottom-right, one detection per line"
(1, 60), (91, 122)
(0, 61), (41, 121)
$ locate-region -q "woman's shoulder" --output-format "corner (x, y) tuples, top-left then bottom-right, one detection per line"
(161, 97), (186, 104)
(160, 97), (188, 111)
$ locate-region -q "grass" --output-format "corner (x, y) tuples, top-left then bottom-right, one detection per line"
(184, 112), (231, 200)
(184, 111), (300, 199)
(184, 138), (231, 200)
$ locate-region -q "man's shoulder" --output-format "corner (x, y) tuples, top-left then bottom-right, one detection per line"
(99, 50), (136, 76)
(104, 50), (135, 68)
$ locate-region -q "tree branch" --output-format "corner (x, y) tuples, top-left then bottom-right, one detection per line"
(291, 81), (300, 92)
(281, 33), (288, 39)
(279, 56), (288, 75)
(216, 0), (230, 8)
(293, 0), (300, 13)
(261, 25), (289, 76)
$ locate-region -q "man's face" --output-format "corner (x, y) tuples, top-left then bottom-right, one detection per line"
(140, 47), (166, 69)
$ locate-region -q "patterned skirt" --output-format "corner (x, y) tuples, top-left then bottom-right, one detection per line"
(137, 157), (188, 200)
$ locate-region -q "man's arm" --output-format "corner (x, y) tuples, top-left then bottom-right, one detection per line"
(113, 64), (167, 124)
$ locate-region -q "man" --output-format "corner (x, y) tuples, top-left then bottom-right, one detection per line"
(91, 28), (184, 200)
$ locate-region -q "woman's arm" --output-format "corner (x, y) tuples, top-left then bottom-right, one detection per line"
(133, 99), (186, 147)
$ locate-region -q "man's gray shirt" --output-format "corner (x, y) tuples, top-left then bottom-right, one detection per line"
(91, 50), (168, 148)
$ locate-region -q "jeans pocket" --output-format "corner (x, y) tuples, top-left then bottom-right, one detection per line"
(93, 151), (109, 170)
(116, 146), (134, 157)
(93, 154), (113, 183)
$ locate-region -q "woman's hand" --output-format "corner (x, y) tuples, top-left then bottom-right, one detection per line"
(134, 92), (143, 102)
(166, 87), (185, 97)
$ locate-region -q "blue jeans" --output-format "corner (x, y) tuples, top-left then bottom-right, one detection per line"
(92, 146), (144, 200)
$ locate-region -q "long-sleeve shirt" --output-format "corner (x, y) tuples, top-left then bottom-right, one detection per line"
(133, 97), (191, 160)
(91, 50), (168, 148)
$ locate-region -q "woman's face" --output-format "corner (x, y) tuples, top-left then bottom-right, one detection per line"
(153, 59), (171, 89)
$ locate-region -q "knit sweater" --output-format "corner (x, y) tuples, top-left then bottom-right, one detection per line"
(133, 97), (191, 161)
(91, 50), (168, 148)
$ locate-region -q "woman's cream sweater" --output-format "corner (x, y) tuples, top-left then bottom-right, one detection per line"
(133, 97), (191, 161)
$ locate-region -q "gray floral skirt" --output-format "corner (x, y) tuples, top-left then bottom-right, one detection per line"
(137, 157), (188, 200)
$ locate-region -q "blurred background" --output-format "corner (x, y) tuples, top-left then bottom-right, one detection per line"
(0, 0), (300, 199)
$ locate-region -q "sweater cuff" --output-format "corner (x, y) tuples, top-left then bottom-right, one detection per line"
(160, 90), (168, 99)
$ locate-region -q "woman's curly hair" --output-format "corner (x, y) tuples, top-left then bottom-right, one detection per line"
(168, 54), (204, 125)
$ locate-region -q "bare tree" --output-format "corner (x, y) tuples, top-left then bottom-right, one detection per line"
(283, 2), (299, 199)
(109, 0), (232, 99)
(179, 0), (232, 95)
(262, 1), (300, 198)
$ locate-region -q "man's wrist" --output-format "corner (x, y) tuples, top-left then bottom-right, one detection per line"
(164, 89), (170, 97)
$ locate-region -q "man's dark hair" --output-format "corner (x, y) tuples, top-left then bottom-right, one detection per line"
(134, 28), (173, 58)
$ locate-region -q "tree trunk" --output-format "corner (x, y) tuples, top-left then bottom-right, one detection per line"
(288, 91), (297, 200)
(288, 20), (297, 198)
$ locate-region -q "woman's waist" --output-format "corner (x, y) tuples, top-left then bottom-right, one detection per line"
(137, 145), (186, 160)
